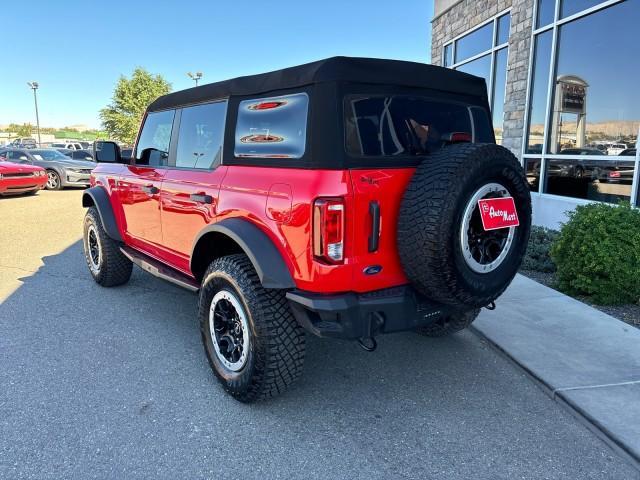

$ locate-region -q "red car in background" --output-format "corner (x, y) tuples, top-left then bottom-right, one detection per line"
(0, 155), (48, 196)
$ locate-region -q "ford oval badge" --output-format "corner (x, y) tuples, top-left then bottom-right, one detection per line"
(363, 265), (382, 275)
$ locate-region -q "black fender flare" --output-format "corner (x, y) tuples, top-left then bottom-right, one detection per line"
(191, 218), (295, 289)
(82, 186), (123, 242)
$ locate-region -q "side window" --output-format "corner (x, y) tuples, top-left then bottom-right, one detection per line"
(175, 101), (227, 169)
(135, 109), (175, 166)
(234, 93), (308, 159)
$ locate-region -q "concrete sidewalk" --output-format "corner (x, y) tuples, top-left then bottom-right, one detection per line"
(475, 274), (640, 470)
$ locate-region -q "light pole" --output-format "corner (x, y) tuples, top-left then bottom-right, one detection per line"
(187, 71), (203, 87)
(27, 82), (41, 146)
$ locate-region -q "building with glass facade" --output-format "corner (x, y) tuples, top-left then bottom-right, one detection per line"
(431, 0), (639, 227)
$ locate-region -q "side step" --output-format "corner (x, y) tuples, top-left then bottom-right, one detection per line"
(120, 246), (200, 292)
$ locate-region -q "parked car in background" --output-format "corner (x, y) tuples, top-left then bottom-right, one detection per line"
(604, 148), (637, 184)
(51, 142), (83, 150)
(556, 148), (605, 179)
(9, 138), (37, 148)
(0, 155), (48, 196)
(607, 143), (628, 156)
(620, 148), (637, 157)
(559, 147), (603, 156)
(0, 148), (95, 190)
(79, 141), (92, 150)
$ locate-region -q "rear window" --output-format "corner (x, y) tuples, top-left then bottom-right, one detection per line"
(234, 93), (308, 159)
(344, 95), (492, 157)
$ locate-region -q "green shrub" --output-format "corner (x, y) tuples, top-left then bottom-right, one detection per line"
(550, 202), (640, 305)
(522, 226), (559, 272)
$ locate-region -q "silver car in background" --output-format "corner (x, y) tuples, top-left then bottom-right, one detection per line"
(0, 148), (95, 190)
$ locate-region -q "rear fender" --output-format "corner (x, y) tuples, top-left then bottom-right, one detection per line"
(191, 218), (295, 289)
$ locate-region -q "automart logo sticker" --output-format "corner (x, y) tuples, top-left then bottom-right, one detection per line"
(477, 197), (519, 231)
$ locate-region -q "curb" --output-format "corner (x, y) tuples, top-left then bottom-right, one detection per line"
(471, 325), (640, 473)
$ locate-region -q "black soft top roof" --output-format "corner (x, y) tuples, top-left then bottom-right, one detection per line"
(148, 56), (487, 111)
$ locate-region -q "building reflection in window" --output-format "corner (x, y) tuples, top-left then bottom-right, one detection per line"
(550, 1), (639, 156)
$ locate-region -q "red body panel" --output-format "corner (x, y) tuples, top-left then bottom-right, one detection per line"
(92, 163), (416, 294)
(0, 161), (47, 195)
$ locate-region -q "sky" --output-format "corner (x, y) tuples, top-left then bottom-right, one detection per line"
(0, 0), (434, 130)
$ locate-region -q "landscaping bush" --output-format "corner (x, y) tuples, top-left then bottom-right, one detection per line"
(550, 202), (640, 305)
(522, 226), (559, 273)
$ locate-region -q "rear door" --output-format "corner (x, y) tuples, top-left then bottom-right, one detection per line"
(159, 101), (228, 273)
(344, 94), (488, 290)
(119, 109), (175, 252)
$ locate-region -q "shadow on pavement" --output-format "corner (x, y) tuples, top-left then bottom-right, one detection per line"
(0, 242), (636, 480)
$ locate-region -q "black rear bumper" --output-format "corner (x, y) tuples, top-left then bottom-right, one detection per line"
(286, 286), (455, 340)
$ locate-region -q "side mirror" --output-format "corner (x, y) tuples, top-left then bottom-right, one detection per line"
(93, 141), (126, 163)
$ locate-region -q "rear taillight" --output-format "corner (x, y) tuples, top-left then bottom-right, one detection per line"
(313, 198), (345, 264)
(609, 171), (621, 178)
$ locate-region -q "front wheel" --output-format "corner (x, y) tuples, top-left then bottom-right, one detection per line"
(83, 207), (132, 287)
(45, 170), (62, 190)
(199, 254), (305, 402)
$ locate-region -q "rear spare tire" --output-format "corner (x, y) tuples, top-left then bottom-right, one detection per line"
(397, 143), (531, 308)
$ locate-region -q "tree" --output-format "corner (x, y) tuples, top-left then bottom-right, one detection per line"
(100, 68), (171, 144)
(15, 123), (34, 137)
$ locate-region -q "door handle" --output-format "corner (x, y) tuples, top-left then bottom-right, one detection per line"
(190, 193), (213, 204)
(142, 185), (159, 195)
(368, 200), (380, 252)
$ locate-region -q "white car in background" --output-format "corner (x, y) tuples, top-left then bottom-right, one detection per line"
(607, 143), (628, 156)
(51, 142), (84, 150)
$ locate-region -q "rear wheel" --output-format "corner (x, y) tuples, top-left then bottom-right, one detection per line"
(199, 254), (305, 403)
(83, 207), (132, 287)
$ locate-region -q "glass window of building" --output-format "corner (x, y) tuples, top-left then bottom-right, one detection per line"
(496, 14), (510, 44)
(560, 0), (607, 18)
(492, 48), (508, 143)
(525, 30), (552, 154)
(456, 54), (492, 85)
(448, 11), (511, 145)
(536, 0), (556, 28)
(454, 22), (494, 63)
(443, 43), (453, 67)
(523, 0), (639, 205)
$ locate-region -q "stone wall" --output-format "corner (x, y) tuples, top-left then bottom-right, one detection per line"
(431, 0), (535, 158)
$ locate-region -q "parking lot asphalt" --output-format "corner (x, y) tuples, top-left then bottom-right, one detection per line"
(1, 190), (638, 480)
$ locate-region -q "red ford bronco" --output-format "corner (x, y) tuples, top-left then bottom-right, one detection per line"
(83, 57), (531, 402)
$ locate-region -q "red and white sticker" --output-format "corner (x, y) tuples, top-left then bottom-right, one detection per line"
(477, 197), (519, 231)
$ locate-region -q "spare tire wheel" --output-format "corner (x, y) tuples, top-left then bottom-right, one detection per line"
(397, 143), (531, 308)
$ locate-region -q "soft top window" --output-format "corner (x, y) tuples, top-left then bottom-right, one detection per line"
(345, 95), (492, 158)
(234, 93), (308, 159)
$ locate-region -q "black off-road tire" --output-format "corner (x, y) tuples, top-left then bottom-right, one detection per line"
(397, 143), (531, 308)
(83, 206), (132, 287)
(199, 254), (305, 403)
(416, 309), (480, 337)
